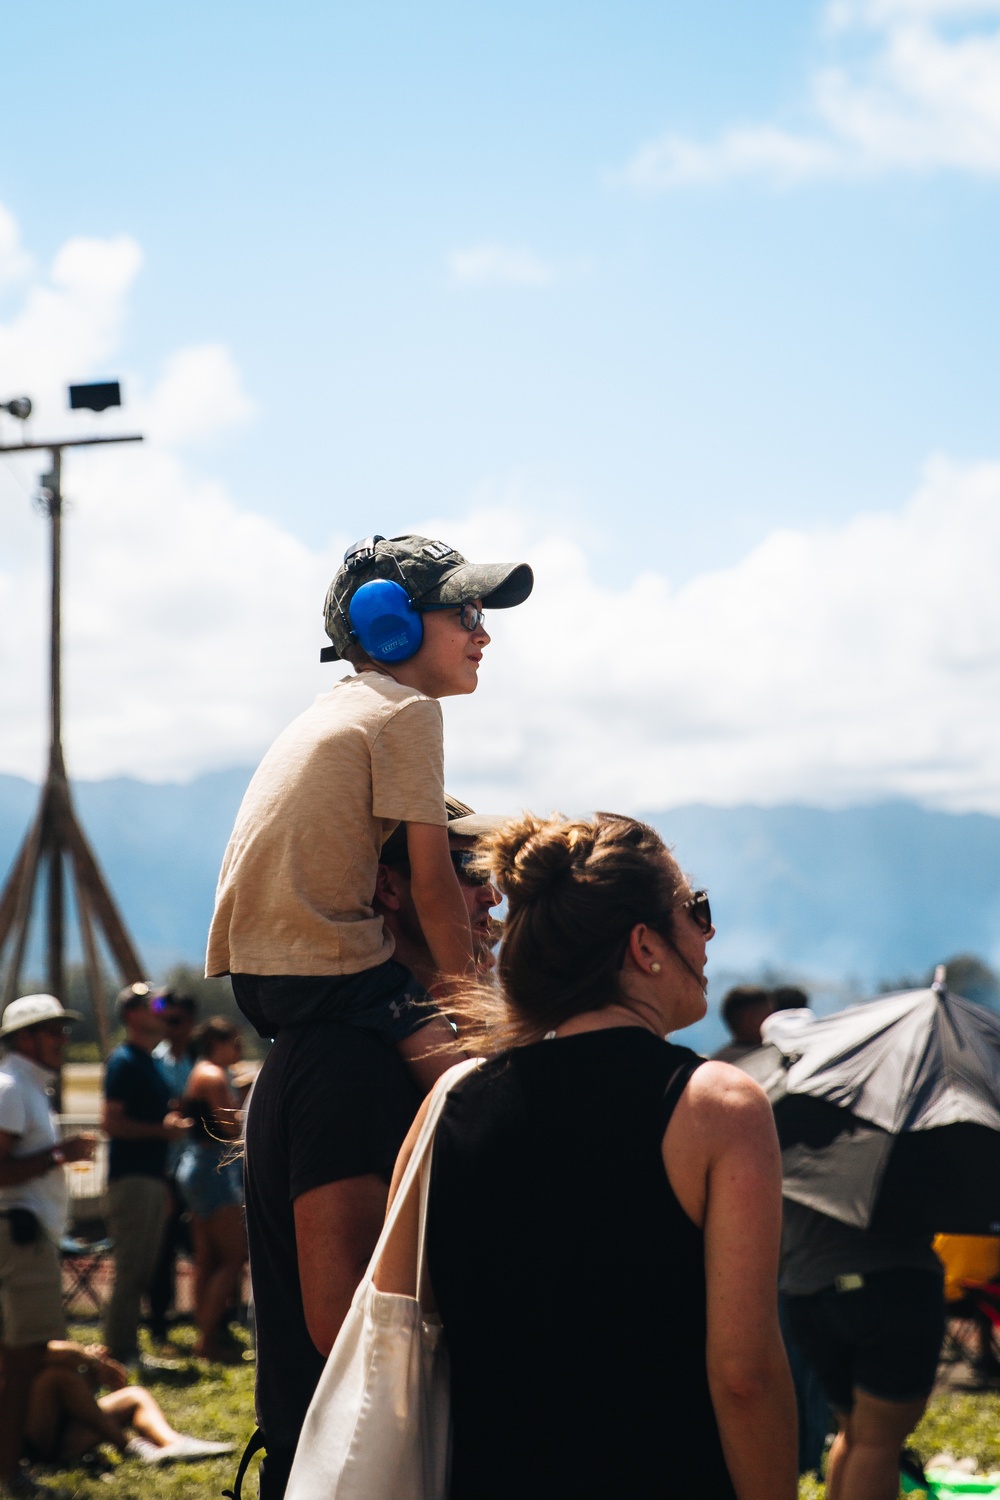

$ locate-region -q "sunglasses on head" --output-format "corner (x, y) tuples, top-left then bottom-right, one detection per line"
(683, 889), (712, 934)
(419, 602), (486, 632)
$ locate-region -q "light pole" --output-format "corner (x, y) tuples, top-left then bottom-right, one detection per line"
(0, 383), (146, 1057)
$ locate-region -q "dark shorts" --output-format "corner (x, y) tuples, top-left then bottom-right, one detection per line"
(784, 1267), (945, 1413)
(231, 960), (436, 1040)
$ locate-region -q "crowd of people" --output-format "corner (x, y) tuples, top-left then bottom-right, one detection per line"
(0, 529), (981, 1500)
(0, 988), (241, 1497)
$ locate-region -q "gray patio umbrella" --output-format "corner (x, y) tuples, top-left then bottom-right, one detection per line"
(736, 972), (1000, 1234)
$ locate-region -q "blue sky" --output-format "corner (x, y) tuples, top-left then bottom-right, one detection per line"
(2, 0), (1000, 813)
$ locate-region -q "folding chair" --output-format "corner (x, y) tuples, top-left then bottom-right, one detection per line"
(60, 1234), (114, 1318)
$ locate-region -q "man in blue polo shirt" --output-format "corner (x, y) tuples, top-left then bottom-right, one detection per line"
(101, 985), (191, 1365)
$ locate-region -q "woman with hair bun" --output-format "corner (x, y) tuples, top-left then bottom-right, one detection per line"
(378, 812), (797, 1500)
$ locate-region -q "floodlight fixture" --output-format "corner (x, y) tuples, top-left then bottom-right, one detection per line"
(0, 396), (31, 420)
(69, 380), (121, 413)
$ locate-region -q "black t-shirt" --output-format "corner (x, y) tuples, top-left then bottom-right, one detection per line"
(244, 1020), (420, 1451)
(103, 1042), (172, 1181)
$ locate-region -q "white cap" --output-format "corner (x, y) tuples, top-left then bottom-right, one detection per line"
(0, 993), (82, 1040)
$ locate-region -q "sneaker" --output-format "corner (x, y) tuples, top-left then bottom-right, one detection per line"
(124, 1437), (165, 1464)
(152, 1436), (235, 1464)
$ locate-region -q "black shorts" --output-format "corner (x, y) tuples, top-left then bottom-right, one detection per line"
(231, 960), (436, 1040)
(784, 1268), (945, 1413)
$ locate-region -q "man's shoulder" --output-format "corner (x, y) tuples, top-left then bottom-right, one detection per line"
(104, 1043), (141, 1081)
(0, 1055), (23, 1096)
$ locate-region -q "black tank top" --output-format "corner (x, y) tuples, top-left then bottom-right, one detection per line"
(427, 1027), (737, 1500)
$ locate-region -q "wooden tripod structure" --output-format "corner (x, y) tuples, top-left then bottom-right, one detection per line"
(0, 433), (144, 1056)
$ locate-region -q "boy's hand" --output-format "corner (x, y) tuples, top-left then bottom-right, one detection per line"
(405, 822), (476, 984)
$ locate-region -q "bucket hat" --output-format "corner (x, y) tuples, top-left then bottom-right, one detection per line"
(0, 993), (82, 1039)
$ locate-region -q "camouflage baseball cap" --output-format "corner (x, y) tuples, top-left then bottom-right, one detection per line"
(379, 795), (504, 866)
(322, 533), (533, 662)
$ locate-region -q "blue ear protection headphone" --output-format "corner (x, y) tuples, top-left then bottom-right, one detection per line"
(348, 577), (423, 663)
(328, 535), (425, 664)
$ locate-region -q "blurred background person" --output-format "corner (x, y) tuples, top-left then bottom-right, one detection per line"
(24, 1339), (232, 1468)
(779, 1197), (945, 1500)
(0, 996), (95, 1500)
(176, 1017), (246, 1363)
(101, 985), (191, 1367)
(769, 985), (812, 1017)
(149, 989), (198, 1355)
(712, 984), (773, 1063)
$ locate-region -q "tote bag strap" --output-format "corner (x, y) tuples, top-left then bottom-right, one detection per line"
(357, 1056), (481, 1308)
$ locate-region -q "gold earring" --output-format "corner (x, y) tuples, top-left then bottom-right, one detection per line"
(650, 961), (661, 974)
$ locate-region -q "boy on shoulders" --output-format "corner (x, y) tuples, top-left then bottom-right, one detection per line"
(206, 532), (531, 1087)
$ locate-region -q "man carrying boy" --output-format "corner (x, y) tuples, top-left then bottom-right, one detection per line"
(243, 800), (502, 1499)
(207, 532), (529, 1500)
(206, 532), (531, 1072)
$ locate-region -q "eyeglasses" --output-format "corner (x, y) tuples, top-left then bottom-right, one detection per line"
(683, 890), (712, 934)
(450, 850), (493, 887)
(419, 602), (486, 632)
(33, 1022), (71, 1038)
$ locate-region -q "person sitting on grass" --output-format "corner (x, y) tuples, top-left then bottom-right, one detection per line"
(23, 1341), (233, 1469)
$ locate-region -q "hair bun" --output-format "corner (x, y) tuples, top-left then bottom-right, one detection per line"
(483, 813), (592, 904)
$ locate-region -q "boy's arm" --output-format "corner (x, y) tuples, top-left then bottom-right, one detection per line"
(405, 822), (476, 984)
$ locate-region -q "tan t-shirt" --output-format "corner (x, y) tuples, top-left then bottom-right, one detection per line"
(206, 672), (446, 977)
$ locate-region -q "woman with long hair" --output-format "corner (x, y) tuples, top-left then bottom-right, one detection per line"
(378, 812), (797, 1500)
(176, 1017), (247, 1362)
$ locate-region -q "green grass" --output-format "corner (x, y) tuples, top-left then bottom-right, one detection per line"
(34, 1323), (258, 1500)
(31, 1330), (998, 1499)
(795, 1388), (1000, 1498)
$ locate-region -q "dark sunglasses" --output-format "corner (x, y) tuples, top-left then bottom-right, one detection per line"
(683, 889), (712, 934)
(33, 1022), (72, 1038)
(450, 850), (493, 887)
(419, 602), (486, 632)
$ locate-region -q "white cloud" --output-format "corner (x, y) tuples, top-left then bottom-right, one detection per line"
(0, 203), (32, 289)
(136, 345), (257, 445)
(430, 462), (1000, 815)
(623, 0), (1000, 188)
(448, 243), (556, 287)
(3, 200), (1000, 819)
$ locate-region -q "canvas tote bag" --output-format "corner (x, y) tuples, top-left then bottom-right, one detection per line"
(285, 1057), (481, 1500)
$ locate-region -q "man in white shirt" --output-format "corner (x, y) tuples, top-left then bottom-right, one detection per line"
(0, 995), (94, 1499)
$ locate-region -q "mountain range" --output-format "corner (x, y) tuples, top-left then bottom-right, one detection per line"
(2, 770), (998, 1053)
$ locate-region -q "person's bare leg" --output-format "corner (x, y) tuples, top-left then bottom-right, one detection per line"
(834, 1391), (928, 1500)
(98, 1387), (180, 1448)
(824, 1416), (850, 1500)
(25, 1368), (127, 1456)
(188, 1214), (211, 1335)
(397, 1017), (466, 1092)
(194, 1206), (246, 1358)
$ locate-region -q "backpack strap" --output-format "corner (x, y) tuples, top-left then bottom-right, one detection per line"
(222, 1427), (266, 1500)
